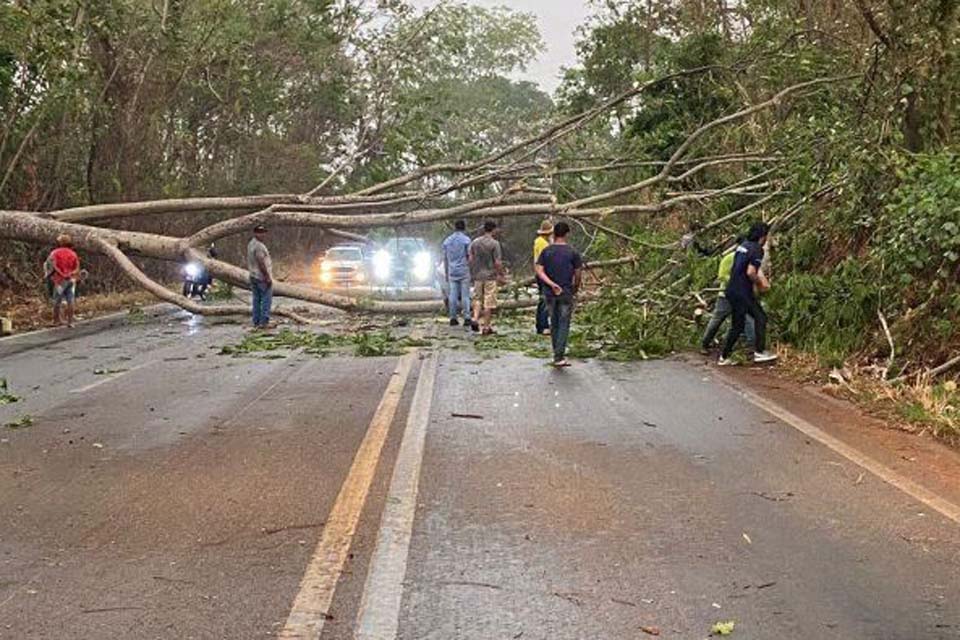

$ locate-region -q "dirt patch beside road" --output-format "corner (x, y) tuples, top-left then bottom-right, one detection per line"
(0, 289), (157, 334)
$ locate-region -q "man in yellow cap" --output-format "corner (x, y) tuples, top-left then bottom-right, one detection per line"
(533, 219), (553, 335)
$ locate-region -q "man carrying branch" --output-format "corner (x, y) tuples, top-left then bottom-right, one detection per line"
(536, 222), (583, 368)
(719, 222), (778, 366)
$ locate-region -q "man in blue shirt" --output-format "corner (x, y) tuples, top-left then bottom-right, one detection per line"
(442, 220), (472, 327)
(719, 221), (777, 365)
(535, 221), (583, 367)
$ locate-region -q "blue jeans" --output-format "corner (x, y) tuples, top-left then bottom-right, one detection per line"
(448, 277), (471, 321)
(536, 282), (550, 334)
(547, 293), (574, 361)
(251, 277), (273, 327)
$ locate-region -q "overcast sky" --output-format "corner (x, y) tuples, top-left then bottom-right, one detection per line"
(410, 0), (592, 94)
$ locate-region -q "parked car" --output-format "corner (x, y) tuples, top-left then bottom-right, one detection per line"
(317, 243), (369, 287)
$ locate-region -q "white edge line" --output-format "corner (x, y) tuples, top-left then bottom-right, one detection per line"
(354, 352), (438, 640)
(735, 385), (960, 525)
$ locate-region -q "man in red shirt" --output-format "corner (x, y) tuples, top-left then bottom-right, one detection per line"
(47, 234), (80, 327)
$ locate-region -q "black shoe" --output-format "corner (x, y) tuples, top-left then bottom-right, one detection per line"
(449, 318), (459, 326)
(470, 321), (480, 332)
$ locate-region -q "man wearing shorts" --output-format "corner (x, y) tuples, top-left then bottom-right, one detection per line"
(47, 234), (81, 327)
(469, 220), (504, 335)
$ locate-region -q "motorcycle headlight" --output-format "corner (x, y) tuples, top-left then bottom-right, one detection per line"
(412, 251), (431, 282)
(185, 263), (201, 279)
(373, 250), (392, 281)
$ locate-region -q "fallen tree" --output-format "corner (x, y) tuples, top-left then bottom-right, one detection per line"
(1, 73), (854, 319)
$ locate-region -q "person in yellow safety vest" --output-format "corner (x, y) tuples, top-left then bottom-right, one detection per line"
(700, 239), (757, 353)
(533, 220), (553, 335)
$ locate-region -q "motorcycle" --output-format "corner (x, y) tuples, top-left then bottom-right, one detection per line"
(181, 261), (211, 299)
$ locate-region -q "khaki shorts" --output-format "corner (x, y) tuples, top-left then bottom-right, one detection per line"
(473, 280), (498, 312)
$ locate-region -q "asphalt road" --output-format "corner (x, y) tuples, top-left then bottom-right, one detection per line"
(1, 310), (959, 639)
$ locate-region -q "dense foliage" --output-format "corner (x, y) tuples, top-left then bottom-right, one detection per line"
(0, 0), (551, 289)
(553, 0), (960, 373)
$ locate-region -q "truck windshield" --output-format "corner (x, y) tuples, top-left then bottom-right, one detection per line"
(326, 247), (362, 261)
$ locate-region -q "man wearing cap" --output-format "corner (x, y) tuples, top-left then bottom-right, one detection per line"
(47, 234), (80, 327)
(533, 220), (553, 335)
(247, 225), (273, 329)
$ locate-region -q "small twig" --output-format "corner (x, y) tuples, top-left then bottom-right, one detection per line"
(552, 591), (584, 607)
(439, 580), (503, 590)
(152, 576), (195, 586)
(928, 355), (960, 380)
(878, 308), (895, 379)
(750, 491), (794, 502)
(262, 522), (325, 535)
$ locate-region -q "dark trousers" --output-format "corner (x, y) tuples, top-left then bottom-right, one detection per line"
(722, 291), (766, 358)
(535, 282), (550, 333)
(702, 295), (756, 350)
(547, 293), (574, 361)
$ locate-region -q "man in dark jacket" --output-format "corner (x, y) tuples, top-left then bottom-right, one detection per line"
(719, 222), (777, 366)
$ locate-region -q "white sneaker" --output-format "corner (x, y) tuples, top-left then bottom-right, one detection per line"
(717, 357), (736, 366)
(753, 351), (779, 364)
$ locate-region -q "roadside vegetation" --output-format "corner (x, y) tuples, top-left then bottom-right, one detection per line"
(540, 1), (960, 439)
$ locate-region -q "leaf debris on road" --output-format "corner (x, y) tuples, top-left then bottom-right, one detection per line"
(4, 414), (33, 429)
(218, 328), (429, 358)
(0, 379), (20, 405)
(711, 620), (736, 635)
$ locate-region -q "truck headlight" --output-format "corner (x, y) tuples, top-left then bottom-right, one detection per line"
(373, 250), (392, 281)
(412, 251), (431, 282)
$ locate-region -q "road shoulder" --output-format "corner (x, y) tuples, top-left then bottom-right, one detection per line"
(705, 355), (960, 513)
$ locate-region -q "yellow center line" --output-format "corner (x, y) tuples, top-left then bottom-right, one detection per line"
(278, 352), (417, 640)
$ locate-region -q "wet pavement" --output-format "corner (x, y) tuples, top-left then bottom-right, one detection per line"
(0, 311), (958, 639)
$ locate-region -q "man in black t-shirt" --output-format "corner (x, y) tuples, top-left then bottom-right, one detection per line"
(719, 221), (777, 365)
(535, 221), (583, 367)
